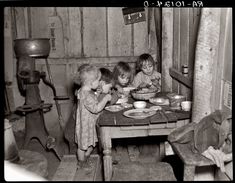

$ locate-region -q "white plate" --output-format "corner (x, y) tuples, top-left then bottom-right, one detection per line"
(149, 106), (162, 111)
(105, 105), (124, 112)
(123, 108), (156, 119)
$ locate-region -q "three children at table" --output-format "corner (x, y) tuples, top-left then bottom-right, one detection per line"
(74, 53), (161, 165)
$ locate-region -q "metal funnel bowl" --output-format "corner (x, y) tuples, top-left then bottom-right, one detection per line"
(14, 38), (50, 58)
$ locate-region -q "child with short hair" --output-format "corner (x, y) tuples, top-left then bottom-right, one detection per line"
(132, 53), (161, 91)
(97, 67), (119, 105)
(75, 64), (111, 165)
(112, 61), (134, 96)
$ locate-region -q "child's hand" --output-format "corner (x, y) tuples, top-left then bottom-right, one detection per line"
(151, 78), (161, 91)
(110, 92), (119, 105)
(117, 87), (124, 94)
(138, 82), (148, 89)
(105, 94), (112, 101)
(123, 90), (130, 96)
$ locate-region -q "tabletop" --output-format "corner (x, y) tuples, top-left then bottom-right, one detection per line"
(97, 92), (191, 127)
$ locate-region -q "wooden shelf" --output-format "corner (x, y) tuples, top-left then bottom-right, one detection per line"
(169, 68), (193, 89)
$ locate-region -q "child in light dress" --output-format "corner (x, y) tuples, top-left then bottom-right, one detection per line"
(132, 53), (161, 91)
(75, 64), (111, 166)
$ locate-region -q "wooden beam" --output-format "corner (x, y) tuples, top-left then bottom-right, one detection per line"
(169, 68), (192, 89)
(162, 8), (173, 92)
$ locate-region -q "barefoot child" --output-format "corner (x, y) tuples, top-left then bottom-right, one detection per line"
(75, 65), (111, 165)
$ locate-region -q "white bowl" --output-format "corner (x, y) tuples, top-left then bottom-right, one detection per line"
(181, 101), (192, 111)
(133, 101), (147, 109)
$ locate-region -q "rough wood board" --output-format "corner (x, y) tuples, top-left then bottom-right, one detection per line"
(179, 8), (190, 99)
(14, 7), (28, 38)
(52, 155), (78, 181)
(192, 9), (221, 122)
(134, 20), (148, 56)
(83, 8), (106, 57)
(161, 8), (173, 92)
(56, 7), (70, 57)
(172, 8), (180, 93)
(4, 7), (14, 83)
(108, 8), (132, 56)
(169, 67), (192, 88)
(30, 7), (52, 38)
(73, 154), (102, 181)
(67, 8), (82, 57)
(112, 162), (176, 181)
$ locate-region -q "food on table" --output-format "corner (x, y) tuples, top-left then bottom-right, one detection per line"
(149, 97), (170, 105)
(116, 95), (128, 104)
(123, 108), (156, 119)
(105, 105), (124, 112)
(134, 87), (157, 94)
(121, 103), (133, 108)
(129, 111), (151, 116)
(131, 88), (157, 100)
(149, 106), (162, 111)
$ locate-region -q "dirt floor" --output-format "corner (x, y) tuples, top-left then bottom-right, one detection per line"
(10, 116), (184, 181)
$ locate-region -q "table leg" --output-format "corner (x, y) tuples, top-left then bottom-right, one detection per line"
(183, 164), (195, 181)
(100, 127), (112, 181)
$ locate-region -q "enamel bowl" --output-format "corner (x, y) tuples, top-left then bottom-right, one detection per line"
(133, 101), (147, 109)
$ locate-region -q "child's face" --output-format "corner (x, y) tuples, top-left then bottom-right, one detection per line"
(141, 61), (154, 76)
(91, 72), (101, 90)
(117, 74), (130, 87)
(101, 82), (113, 94)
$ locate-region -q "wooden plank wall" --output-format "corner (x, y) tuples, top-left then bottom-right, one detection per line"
(9, 7), (151, 129)
(172, 8), (201, 100)
(213, 8), (232, 113)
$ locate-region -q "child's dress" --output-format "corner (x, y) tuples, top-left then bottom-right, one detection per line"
(75, 89), (101, 151)
(132, 70), (161, 88)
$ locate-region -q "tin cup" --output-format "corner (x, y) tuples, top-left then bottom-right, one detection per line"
(181, 101), (192, 111)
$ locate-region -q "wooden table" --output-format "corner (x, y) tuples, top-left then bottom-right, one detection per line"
(97, 96), (191, 181)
